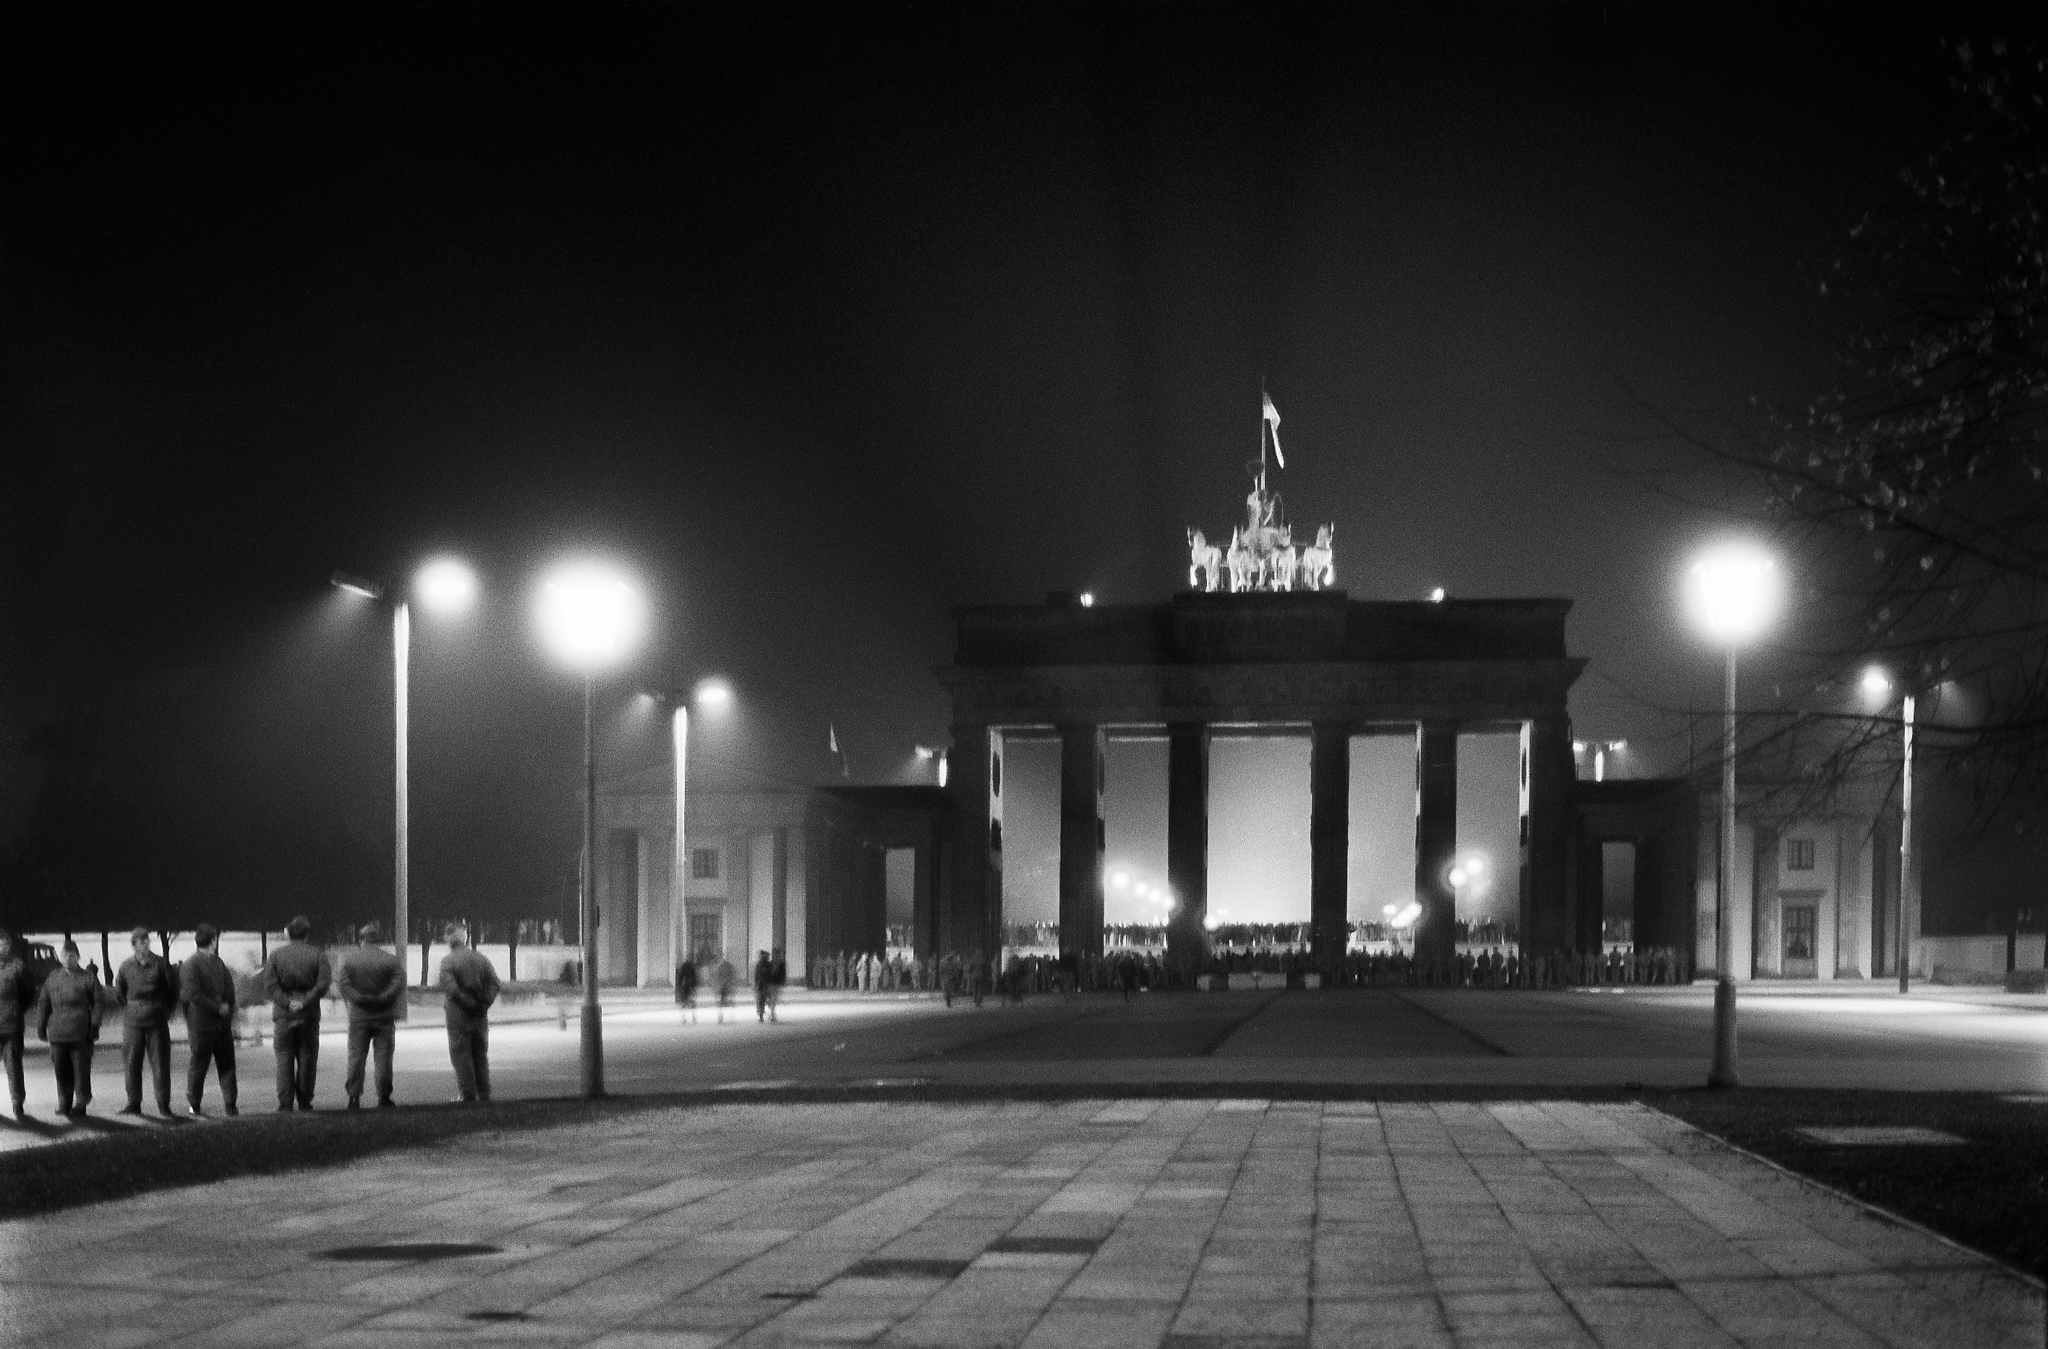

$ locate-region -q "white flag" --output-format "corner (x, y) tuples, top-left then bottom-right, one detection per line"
(829, 723), (840, 754)
(1262, 392), (1285, 467)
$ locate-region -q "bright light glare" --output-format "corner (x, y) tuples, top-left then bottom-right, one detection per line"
(535, 561), (643, 669)
(1079, 591), (1096, 607)
(1203, 914), (1221, 931)
(1465, 856), (1486, 875)
(1109, 870), (1130, 891)
(1448, 866), (1468, 887)
(1389, 901), (1422, 929)
(1382, 903), (1397, 915)
(1429, 587), (1446, 603)
(1860, 666), (1893, 704)
(415, 557), (477, 615)
(694, 677), (733, 710)
(1686, 543), (1781, 644)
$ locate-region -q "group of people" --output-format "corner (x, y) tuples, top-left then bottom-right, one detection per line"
(0, 918), (501, 1122)
(671, 948), (787, 1023)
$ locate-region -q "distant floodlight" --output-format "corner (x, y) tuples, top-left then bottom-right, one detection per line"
(1134, 882), (1152, 898)
(415, 557), (477, 616)
(1110, 870), (1130, 891)
(1382, 903), (1397, 916)
(1860, 666), (1893, 704)
(1686, 542), (1780, 645)
(1572, 740), (1586, 753)
(694, 677), (733, 710)
(1429, 587), (1446, 603)
(1203, 914), (1221, 931)
(330, 571), (384, 601)
(1078, 591), (1096, 607)
(1448, 866), (1468, 888)
(1465, 855), (1486, 875)
(536, 561), (643, 669)
(1390, 901), (1423, 929)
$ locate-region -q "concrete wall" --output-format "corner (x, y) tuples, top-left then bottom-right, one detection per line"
(1919, 933), (2046, 980)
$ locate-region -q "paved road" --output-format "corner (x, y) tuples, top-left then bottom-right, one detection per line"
(3, 1098), (2040, 1348)
(5, 986), (2044, 1149)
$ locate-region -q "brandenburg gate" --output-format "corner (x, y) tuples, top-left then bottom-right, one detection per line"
(933, 412), (1585, 977)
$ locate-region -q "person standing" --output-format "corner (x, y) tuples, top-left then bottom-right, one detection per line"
(177, 924), (239, 1117)
(34, 941), (101, 1117)
(674, 951), (699, 1024)
(769, 948), (787, 1023)
(436, 924), (499, 1103)
(336, 923), (406, 1110)
(752, 950), (773, 1022)
(0, 932), (32, 1119)
(114, 927), (179, 1117)
(712, 954), (735, 1023)
(262, 915), (330, 1111)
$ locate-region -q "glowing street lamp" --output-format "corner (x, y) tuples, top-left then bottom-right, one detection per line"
(1685, 541), (1781, 1090)
(1859, 666), (1916, 993)
(330, 556), (477, 985)
(536, 561), (645, 1099)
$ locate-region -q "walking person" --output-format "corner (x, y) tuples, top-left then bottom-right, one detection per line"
(35, 941), (102, 1117)
(114, 927), (178, 1117)
(336, 923), (406, 1110)
(0, 932), (33, 1120)
(437, 924), (499, 1103)
(769, 948), (787, 1023)
(674, 951), (699, 1024)
(752, 951), (773, 1022)
(712, 954), (735, 1022)
(262, 915), (330, 1111)
(177, 924), (239, 1117)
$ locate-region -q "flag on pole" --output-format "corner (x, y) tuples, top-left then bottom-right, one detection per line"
(1262, 392), (1285, 468)
(829, 722), (850, 778)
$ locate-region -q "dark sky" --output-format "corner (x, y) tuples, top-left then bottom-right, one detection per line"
(0, 4), (2014, 930)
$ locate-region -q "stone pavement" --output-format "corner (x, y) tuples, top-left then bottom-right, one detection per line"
(1, 1099), (2040, 1349)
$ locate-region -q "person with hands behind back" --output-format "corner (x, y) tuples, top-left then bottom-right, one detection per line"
(262, 915), (331, 1111)
(436, 924), (499, 1103)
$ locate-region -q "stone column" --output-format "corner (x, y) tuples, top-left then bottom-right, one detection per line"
(1309, 721), (1351, 980)
(1058, 722), (1106, 960)
(944, 723), (1000, 956)
(1165, 722), (1209, 983)
(1518, 717), (1573, 956)
(1414, 721), (1459, 969)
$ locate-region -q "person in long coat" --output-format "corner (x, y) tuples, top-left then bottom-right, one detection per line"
(34, 941), (102, 1117)
(176, 923), (239, 1116)
(262, 915), (331, 1111)
(114, 926), (179, 1117)
(436, 924), (500, 1103)
(336, 922), (407, 1109)
(0, 932), (33, 1119)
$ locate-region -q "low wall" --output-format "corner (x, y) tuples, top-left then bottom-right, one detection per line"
(1918, 933), (2046, 983)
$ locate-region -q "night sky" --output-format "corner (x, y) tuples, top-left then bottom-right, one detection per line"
(1, 5), (2019, 933)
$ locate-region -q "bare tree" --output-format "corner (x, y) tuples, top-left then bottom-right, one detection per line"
(1658, 39), (2048, 834)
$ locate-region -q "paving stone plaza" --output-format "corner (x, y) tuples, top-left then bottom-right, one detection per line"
(2, 1098), (2039, 1348)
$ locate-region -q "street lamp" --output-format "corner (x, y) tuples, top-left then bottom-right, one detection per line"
(1685, 541), (1781, 1090)
(536, 561), (645, 1099)
(1574, 738), (1627, 782)
(331, 556), (477, 985)
(1859, 666), (1915, 993)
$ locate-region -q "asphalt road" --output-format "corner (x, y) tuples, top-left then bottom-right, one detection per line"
(4, 985), (2044, 1148)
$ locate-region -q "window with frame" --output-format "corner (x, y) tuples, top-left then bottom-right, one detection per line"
(1782, 904), (1816, 960)
(691, 847), (720, 880)
(1786, 837), (1816, 871)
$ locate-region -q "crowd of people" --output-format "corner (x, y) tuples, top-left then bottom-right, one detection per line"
(0, 918), (501, 1122)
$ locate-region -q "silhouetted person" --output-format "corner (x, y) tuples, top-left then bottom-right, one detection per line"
(0, 932), (31, 1119)
(35, 941), (101, 1117)
(115, 926), (178, 1117)
(437, 924), (499, 1103)
(263, 915), (330, 1111)
(674, 953), (699, 1024)
(753, 950), (773, 1021)
(712, 955), (735, 1022)
(337, 923), (406, 1109)
(177, 924), (239, 1116)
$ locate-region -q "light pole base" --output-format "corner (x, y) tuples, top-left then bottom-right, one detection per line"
(579, 1002), (605, 1099)
(1706, 977), (1739, 1089)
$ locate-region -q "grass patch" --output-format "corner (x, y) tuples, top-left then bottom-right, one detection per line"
(1646, 1087), (2048, 1282)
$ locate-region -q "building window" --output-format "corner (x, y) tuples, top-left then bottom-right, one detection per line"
(1786, 838), (1816, 871)
(688, 912), (721, 963)
(691, 847), (720, 880)
(1783, 904), (1816, 961)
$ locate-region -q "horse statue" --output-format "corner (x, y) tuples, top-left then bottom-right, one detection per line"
(1299, 524), (1335, 590)
(1186, 527), (1223, 592)
(1263, 525), (1297, 590)
(1226, 527), (1257, 592)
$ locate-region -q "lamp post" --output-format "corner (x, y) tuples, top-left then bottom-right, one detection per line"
(536, 561), (644, 1099)
(1859, 667), (1917, 993)
(1686, 542), (1781, 1090)
(661, 677), (732, 973)
(332, 558), (477, 984)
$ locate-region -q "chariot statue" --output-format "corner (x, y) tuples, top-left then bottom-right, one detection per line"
(1186, 393), (1335, 593)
